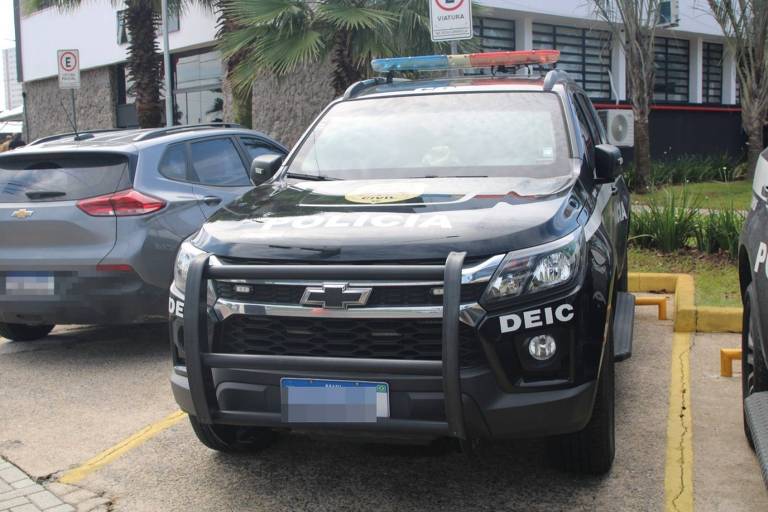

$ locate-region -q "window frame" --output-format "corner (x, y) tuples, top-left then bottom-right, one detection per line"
(702, 42), (724, 105)
(158, 135), (254, 188)
(653, 36), (690, 103)
(532, 22), (613, 101)
(473, 17), (516, 52)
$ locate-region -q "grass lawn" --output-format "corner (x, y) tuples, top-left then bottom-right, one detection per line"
(628, 247), (741, 307)
(631, 180), (752, 210)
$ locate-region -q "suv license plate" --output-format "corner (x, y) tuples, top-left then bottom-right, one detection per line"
(280, 378), (389, 423)
(5, 272), (54, 296)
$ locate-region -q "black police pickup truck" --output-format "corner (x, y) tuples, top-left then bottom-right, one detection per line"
(739, 147), (768, 483)
(168, 50), (633, 474)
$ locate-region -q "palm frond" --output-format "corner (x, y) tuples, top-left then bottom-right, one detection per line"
(317, 4), (396, 31)
(226, 0), (308, 25)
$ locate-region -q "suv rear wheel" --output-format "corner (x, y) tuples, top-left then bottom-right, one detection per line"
(552, 337), (615, 474)
(0, 323), (55, 342)
(189, 415), (279, 452)
(742, 284), (768, 449)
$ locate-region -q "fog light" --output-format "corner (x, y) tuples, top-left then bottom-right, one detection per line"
(528, 334), (557, 361)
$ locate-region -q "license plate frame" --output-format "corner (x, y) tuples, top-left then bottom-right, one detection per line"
(4, 272), (55, 296)
(280, 378), (390, 423)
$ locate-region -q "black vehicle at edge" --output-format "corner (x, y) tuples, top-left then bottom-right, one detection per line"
(738, 147), (768, 482)
(168, 59), (634, 474)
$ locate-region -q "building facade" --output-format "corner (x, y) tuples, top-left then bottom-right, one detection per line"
(2, 48), (22, 112)
(14, 0), (744, 157)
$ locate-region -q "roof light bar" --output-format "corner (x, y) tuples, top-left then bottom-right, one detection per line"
(371, 50), (560, 73)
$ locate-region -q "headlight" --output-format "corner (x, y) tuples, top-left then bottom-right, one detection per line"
(482, 229), (583, 305)
(173, 241), (205, 295)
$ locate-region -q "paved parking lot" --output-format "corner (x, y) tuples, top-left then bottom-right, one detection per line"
(0, 306), (766, 511)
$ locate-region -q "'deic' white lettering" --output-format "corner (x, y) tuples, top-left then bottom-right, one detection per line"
(499, 314), (522, 333)
(499, 304), (575, 333)
(555, 304), (574, 322)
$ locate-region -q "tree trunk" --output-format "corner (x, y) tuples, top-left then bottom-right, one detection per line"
(331, 29), (362, 96)
(744, 115), (764, 180)
(632, 112), (652, 194)
(125, 0), (163, 128)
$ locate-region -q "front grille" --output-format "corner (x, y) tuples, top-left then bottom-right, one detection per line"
(215, 315), (486, 367)
(215, 282), (487, 306)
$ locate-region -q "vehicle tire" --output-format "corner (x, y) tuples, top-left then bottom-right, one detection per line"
(0, 323), (55, 342)
(553, 338), (616, 475)
(742, 284), (768, 449)
(188, 415), (279, 453)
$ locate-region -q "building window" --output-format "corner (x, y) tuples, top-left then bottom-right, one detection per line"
(532, 23), (612, 100)
(702, 42), (723, 104)
(117, 9), (179, 45)
(173, 49), (224, 125)
(473, 17), (515, 51)
(653, 36), (689, 102)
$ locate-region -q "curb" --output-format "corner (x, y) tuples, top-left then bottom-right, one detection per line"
(628, 272), (742, 333)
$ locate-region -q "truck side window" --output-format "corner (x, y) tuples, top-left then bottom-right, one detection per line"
(240, 137), (283, 160)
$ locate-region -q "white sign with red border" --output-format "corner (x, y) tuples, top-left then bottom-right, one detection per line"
(57, 49), (80, 90)
(429, 0), (473, 42)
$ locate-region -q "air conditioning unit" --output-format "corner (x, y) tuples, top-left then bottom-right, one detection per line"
(658, 0), (680, 28)
(598, 109), (635, 147)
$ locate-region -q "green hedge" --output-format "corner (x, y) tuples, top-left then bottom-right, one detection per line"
(625, 154), (744, 190)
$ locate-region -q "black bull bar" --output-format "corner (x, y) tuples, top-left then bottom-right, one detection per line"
(183, 251), (469, 439)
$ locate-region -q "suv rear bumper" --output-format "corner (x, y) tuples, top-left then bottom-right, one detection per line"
(0, 270), (167, 325)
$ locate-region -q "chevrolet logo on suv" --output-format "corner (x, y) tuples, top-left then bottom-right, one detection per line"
(300, 284), (372, 309)
(11, 209), (34, 219)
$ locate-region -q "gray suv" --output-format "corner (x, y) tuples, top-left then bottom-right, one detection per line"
(0, 124), (287, 341)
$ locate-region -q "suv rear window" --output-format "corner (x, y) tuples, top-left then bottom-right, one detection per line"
(0, 153), (131, 203)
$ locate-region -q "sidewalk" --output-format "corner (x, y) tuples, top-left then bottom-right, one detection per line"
(0, 459), (109, 512)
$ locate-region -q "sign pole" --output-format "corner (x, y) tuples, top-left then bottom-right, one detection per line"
(161, 0), (173, 127)
(71, 89), (77, 134)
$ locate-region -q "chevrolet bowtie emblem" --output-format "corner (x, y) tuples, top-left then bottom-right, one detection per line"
(11, 209), (34, 219)
(300, 283), (372, 309)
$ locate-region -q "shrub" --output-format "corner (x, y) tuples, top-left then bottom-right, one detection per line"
(625, 154), (742, 191)
(630, 189), (700, 252)
(694, 205), (745, 259)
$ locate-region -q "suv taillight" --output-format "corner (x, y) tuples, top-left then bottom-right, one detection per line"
(77, 189), (166, 217)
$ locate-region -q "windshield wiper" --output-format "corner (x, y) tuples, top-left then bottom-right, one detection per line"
(286, 173), (339, 181)
(25, 191), (66, 200)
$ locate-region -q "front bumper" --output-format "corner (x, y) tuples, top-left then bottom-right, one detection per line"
(171, 253), (602, 440)
(0, 269), (168, 325)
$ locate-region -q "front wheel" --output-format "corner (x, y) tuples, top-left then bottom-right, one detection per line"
(552, 340), (616, 474)
(742, 284), (768, 448)
(189, 415), (279, 453)
(0, 323), (55, 342)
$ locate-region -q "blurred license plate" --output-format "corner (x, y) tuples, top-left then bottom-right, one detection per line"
(5, 272), (55, 296)
(280, 378), (389, 423)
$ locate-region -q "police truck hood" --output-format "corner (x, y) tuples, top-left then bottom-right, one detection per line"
(192, 176), (584, 262)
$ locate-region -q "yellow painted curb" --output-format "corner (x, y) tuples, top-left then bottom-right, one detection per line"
(58, 410), (187, 484)
(696, 306), (743, 333)
(664, 332), (694, 512)
(628, 272), (742, 333)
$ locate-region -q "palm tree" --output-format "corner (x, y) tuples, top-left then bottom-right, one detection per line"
(24, 0), (189, 128)
(219, 0), (459, 100)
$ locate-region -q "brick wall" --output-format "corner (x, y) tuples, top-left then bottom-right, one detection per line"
(23, 66), (116, 141)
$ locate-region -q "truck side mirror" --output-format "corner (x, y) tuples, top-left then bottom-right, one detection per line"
(249, 154), (284, 184)
(595, 144), (623, 182)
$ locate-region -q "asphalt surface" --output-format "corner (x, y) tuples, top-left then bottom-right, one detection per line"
(0, 307), (765, 511)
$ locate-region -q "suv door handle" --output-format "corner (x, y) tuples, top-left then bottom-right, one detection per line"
(202, 196), (222, 206)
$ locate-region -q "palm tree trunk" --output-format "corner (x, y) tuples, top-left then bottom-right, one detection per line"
(125, 0), (163, 128)
(331, 29), (363, 96)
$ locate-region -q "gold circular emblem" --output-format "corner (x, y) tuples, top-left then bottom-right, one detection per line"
(345, 183), (424, 204)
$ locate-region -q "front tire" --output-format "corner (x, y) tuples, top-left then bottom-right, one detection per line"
(553, 338), (616, 474)
(742, 284), (768, 448)
(189, 415), (279, 453)
(0, 323), (55, 342)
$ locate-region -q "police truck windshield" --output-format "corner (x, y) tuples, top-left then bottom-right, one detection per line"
(286, 92), (571, 180)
